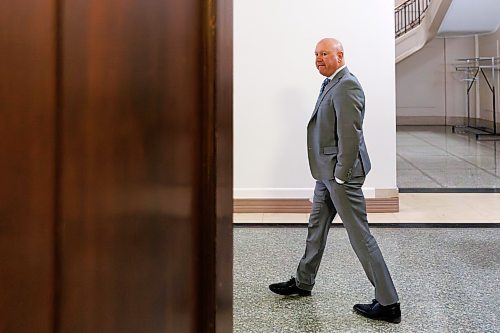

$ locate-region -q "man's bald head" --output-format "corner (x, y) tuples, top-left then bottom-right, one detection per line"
(315, 38), (345, 77)
(319, 38), (344, 52)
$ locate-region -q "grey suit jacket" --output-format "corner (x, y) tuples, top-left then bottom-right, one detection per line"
(307, 67), (371, 181)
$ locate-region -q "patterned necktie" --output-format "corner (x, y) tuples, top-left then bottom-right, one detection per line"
(319, 78), (331, 97)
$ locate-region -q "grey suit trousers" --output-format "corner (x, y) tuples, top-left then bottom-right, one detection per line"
(295, 176), (399, 306)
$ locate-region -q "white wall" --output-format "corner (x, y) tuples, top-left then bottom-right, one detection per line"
(438, 0), (500, 36)
(478, 28), (500, 125)
(445, 36), (477, 123)
(396, 30), (500, 126)
(396, 38), (447, 121)
(396, 35), (476, 124)
(234, 0), (397, 199)
(395, 0), (406, 7)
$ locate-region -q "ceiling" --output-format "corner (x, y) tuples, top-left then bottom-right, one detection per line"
(438, 0), (500, 36)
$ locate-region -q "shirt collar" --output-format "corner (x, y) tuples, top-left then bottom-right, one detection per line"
(328, 64), (346, 80)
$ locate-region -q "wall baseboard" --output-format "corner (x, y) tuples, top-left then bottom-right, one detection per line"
(396, 116), (446, 125)
(234, 197), (399, 213)
(233, 187), (394, 199)
(396, 116), (500, 129)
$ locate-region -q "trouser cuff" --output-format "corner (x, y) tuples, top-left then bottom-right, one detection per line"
(295, 279), (314, 291)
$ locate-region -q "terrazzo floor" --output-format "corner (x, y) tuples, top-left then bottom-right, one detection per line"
(397, 126), (500, 189)
(234, 227), (500, 332)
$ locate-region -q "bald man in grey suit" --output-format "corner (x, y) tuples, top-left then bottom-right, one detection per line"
(269, 38), (401, 324)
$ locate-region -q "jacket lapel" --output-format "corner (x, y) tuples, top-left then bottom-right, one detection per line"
(310, 67), (349, 121)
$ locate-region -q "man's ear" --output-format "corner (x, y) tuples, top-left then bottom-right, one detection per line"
(337, 51), (344, 62)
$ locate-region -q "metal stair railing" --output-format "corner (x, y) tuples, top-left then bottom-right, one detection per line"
(395, 0), (431, 38)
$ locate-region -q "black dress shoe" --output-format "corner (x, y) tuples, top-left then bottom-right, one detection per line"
(353, 299), (401, 324)
(269, 277), (311, 296)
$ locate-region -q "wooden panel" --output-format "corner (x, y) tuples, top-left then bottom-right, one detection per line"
(366, 197), (400, 213)
(59, 0), (199, 332)
(234, 198), (399, 213)
(214, 0), (233, 331)
(0, 1), (56, 332)
(195, 0), (233, 330)
(234, 199), (312, 213)
(58, 0), (232, 332)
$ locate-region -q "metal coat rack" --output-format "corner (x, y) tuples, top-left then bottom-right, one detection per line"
(453, 57), (500, 141)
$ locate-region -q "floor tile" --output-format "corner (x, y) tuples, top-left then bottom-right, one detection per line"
(396, 169), (441, 188)
(410, 155), (470, 170)
(429, 169), (500, 188)
(397, 126), (500, 189)
(397, 145), (448, 156)
(262, 213), (310, 224)
(234, 213), (263, 223)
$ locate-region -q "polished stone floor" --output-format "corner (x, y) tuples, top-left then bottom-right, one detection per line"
(234, 227), (500, 332)
(397, 126), (500, 189)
